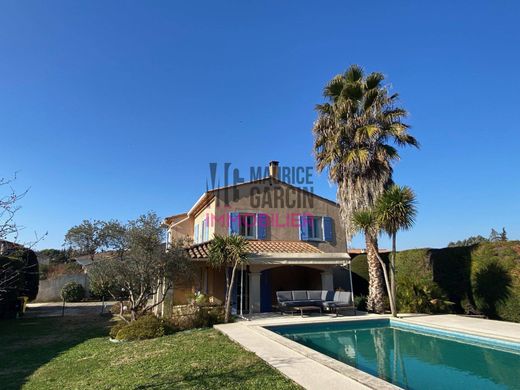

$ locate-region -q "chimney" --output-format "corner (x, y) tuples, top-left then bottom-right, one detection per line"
(269, 161), (279, 178)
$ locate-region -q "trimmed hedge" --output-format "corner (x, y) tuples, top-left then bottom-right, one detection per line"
(351, 241), (520, 322)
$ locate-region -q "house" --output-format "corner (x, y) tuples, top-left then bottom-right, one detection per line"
(163, 161), (351, 314)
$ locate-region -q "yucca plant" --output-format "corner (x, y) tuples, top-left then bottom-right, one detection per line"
(207, 234), (248, 323)
(376, 185), (417, 316)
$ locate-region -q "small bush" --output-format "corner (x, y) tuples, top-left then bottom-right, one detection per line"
(61, 281), (85, 302)
(115, 315), (172, 341)
(109, 321), (127, 339)
(170, 304), (225, 330)
(354, 295), (367, 311)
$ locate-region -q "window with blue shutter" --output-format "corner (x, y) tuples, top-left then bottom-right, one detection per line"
(229, 212), (239, 235)
(323, 216), (333, 242)
(299, 215), (309, 240)
(257, 213), (268, 240)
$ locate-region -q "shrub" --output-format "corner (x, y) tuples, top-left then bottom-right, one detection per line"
(114, 315), (172, 341)
(170, 304), (225, 330)
(109, 321), (127, 339)
(61, 281), (85, 302)
(354, 295), (367, 311)
(394, 241), (520, 322)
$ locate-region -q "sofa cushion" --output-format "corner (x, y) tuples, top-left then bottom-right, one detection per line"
(307, 290), (323, 300)
(276, 291), (293, 302)
(292, 290), (308, 301)
(321, 290), (334, 301)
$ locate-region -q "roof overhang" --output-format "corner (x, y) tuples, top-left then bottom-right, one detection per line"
(247, 252), (350, 265)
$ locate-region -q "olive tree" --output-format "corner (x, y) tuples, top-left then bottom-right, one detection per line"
(88, 212), (193, 321)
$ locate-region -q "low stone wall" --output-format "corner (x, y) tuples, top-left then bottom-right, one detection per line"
(35, 273), (89, 302)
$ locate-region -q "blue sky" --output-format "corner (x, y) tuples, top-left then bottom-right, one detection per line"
(1, 1), (519, 250)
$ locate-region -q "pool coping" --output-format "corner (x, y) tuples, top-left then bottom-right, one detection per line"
(215, 314), (520, 390)
(252, 321), (401, 389)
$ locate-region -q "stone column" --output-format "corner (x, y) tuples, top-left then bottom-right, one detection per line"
(249, 272), (262, 313)
(321, 270), (334, 291)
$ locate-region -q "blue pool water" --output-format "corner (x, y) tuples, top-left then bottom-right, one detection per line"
(267, 320), (520, 390)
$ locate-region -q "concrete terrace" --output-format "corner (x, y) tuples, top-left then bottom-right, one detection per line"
(215, 314), (520, 390)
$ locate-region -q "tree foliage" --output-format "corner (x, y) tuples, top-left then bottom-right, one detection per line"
(312, 65), (418, 313)
(87, 212), (194, 321)
(448, 227), (509, 247)
(207, 234), (248, 323)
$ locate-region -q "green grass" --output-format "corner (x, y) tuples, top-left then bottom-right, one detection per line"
(0, 315), (300, 390)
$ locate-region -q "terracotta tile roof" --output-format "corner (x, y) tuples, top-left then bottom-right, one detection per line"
(186, 239), (322, 259)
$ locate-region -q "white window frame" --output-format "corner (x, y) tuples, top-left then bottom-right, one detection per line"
(306, 216), (324, 241)
(239, 213), (257, 239)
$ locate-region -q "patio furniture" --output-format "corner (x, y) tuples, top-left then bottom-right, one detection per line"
(292, 305), (322, 317)
(276, 290), (356, 316)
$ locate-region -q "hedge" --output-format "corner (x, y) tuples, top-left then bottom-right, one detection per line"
(0, 249), (39, 318)
(351, 241), (520, 322)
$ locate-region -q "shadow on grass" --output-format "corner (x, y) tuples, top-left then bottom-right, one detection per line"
(0, 312), (112, 390)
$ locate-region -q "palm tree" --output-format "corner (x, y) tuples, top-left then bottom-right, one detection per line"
(376, 185), (417, 316)
(207, 234), (248, 323)
(313, 64), (418, 313)
(352, 210), (395, 316)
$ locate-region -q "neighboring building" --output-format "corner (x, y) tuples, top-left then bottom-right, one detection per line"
(164, 161), (351, 314)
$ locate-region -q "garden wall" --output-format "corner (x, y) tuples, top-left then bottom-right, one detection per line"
(35, 273), (89, 302)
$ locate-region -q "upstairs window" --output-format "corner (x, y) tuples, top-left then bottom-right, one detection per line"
(299, 215), (333, 242)
(307, 216), (323, 240)
(239, 214), (256, 239)
(229, 212), (267, 240)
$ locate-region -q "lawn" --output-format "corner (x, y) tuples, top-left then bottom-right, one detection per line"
(0, 315), (300, 389)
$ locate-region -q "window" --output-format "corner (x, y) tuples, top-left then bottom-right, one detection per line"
(200, 220), (205, 243)
(299, 215), (333, 242)
(307, 216), (323, 240)
(239, 214), (256, 238)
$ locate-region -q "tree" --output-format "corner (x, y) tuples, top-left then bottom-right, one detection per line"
(87, 212), (194, 321)
(37, 248), (72, 264)
(313, 65), (418, 313)
(64, 220), (104, 261)
(375, 185), (417, 317)
(100, 220), (128, 259)
(489, 228), (500, 242)
(0, 174), (41, 317)
(207, 234), (248, 323)
(448, 235), (488, 247)
(500, 228), (508, 242)
(0, 174), (27, 242)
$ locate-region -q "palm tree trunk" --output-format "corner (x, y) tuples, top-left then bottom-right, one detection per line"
(224, 262), (238, 323)
(390, 233), (397, 316)
(373, 246), (396, 316)
(366, 235), (385, 313)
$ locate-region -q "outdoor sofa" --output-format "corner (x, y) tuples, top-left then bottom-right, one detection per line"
(276, 290), (356, 316)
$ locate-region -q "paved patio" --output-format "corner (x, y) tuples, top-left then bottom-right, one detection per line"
(215, 313), (520, 390)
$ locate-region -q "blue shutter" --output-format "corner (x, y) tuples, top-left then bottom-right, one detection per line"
(257, 213), (267, 240)
(299, 215), (309, 241)
(229, 212), (239, 235)
(194, 224), (199, 243)
(323, 217), (333, 242)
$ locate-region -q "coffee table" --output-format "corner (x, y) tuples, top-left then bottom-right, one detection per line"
(292, 305), (322, 317)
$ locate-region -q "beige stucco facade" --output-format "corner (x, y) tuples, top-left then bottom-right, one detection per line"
(164, 173), (351, 314)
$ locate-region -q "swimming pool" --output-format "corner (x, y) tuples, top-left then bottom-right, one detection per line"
(267, 319), (520, 390)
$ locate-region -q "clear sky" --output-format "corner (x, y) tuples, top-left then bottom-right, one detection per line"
(2, 1), (519, 250)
